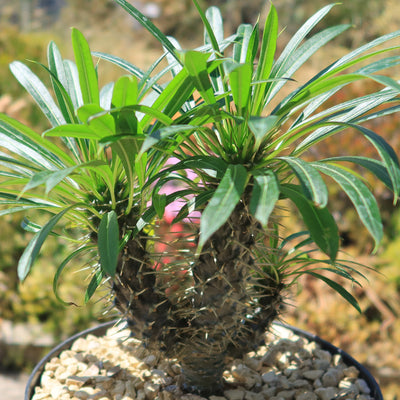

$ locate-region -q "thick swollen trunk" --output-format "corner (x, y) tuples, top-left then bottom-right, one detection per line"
(112, 232), (171, 344)
(173, 199), (284, 395)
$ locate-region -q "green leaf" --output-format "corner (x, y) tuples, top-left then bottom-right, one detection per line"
(252, 3), (278, 114)
(0, 114), (72, 168)
(279, 157), (328, 207)
(71, 28), (99, 105)
(199, 164), (247, 249)
(281, 184), (339, 261)
(179, 50), (215, 105)
(163, 155), (228, 180)
(10, 61), (65, 127)
(192, 0), (220, 53)
(153, 193), (167, 219)
(78, 104), (115, 137)
(306, 271), (361, 313)
(173, 190), (213, 223)
(322, 156), (395, 191)
(63, 59), (83, 109)
(233, 24), (253, 63)
(313, 162), (383, 248)
(350, 124), (400, 201)
(139, 124), (196, 156)
(18, 205), (75, 281)
(47, 41), (78, 124)
(248, 115), (279, 147)
(205, 6), (224, 46)
(112, 75), (138, 108)
(250, 171), (279, 228)
(92, 51), (165, 95)
(226, 61), (252, 114)
(85, 269), (105, 303)
(140, 68), (194, 128)
(100, 82), (114, 109)
(114, 0), (179, 62)
(267, 5), (346, 101)
(45, 124), (101, 140)
(53, 246), (90, 306)
(98, 211), (119, 277)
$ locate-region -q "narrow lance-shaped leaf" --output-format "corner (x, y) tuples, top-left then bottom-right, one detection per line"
(248, 115), (279, 148)
(53, 246), (90, 306)
(71, 28), (100, 105)
(322, 156), (395, 192)
(350, 123), (400, 202)
(112, 75), (138, 108)
(98, 211), (119, 277)
(100, 82), (115, 110)
(114, 0), (179, 62)
(85, 269), (105, 303)
(199, 164), (247, 249)
(205, 6), (224, 46)
(63, 59), (84, 109)
(45, 124), (102, 140)
(313, 162), (383, 249)
(226, 61), (252, 115)
(250, 171), (279, 228)
(279, 157), (328, 207)
(47, 42), (74, 123)
(179, 51), (216, 105)
(18, 205), (77, 281)
(192, 0), (220, 53)
(252, 3), (278, 114)
(78, 104), (115, 138)
(0, 114), (73, 168)
(306, 271), (361, 313)
(233, 24), (253, 63)
(281, 184), (339, 261)
(10, 61), (65, 127)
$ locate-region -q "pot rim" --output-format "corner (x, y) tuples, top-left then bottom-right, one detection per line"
(25, 320), (383, 400)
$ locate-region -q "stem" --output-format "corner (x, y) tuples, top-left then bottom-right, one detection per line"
(180, 347), (225, 396)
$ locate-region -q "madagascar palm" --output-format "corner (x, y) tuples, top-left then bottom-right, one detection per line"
(112, 0), (400, 394)
(0, 27), (189, 341)
(1, 0), (400, 397)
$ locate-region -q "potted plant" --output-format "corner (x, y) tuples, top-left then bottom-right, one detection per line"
(1, 0), (399, 398)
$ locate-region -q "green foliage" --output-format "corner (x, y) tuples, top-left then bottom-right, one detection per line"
(142, 2), (400, 291)
(0, 27), (176, 301)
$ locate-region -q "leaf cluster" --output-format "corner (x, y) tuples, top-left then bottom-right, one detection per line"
(0, 0), (400, 313)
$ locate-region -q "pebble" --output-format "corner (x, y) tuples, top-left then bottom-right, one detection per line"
(303, 370), (324, 380)
(224, 389), (245, 400)
(321, 370), (340, 387)
(314, 386), (337, 400)
(356, 378), (371, 394)
(29, 324), (375, 400)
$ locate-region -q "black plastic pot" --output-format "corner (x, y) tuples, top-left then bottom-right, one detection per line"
(25, 321), (383, 400)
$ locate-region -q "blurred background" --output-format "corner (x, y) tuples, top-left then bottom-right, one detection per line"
(0, 0), (399, 398)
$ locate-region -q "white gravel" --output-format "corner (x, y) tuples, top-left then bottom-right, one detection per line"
(30, 324), (374, 400)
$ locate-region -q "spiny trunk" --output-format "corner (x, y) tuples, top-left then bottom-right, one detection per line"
(111, 215), (172, 346)
(169, 199), (284, 395)
(105, 199), (283, 396)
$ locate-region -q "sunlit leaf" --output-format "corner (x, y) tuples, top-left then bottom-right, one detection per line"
(281, 184), (338, 260)
(71, 28), (99, 105)
(250, 171), (279, 228)
(199, 164), (247, 249)
(313, 162), (383, 248)
(98, 211), (119, 277)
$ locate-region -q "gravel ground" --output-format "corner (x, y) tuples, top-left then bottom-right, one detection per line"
(0, 372), (29, 400)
